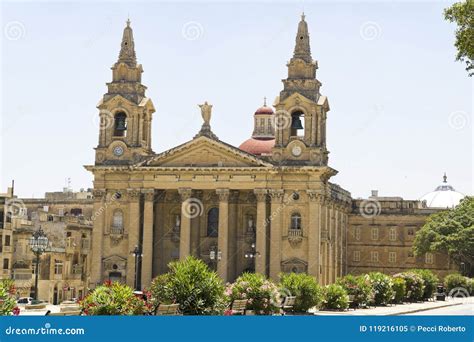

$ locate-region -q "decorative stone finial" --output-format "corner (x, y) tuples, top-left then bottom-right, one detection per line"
(195, 101), (218, 140)
(126, 18), (131, 27)
(263, 96), (267, 106)
(443, 172), (447, 183)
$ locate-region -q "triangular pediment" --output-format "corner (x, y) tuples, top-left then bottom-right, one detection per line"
(141, 136), (271, 168)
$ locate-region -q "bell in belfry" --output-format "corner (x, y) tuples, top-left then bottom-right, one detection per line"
(115, 116), (127, 131)
(291, 115), (303, 130)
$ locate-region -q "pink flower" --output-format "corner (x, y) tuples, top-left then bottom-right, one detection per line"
(224, 309), (233, 316)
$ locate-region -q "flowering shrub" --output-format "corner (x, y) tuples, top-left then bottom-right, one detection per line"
(391, 277), (406, 304)
(279, 273), (323, 313)
(150, 256), (226, 315)
(395, 272), (425, 301)
(337, 274), (373, 307)
(444, 273), (469, 293)
(368, 272), (394, 305)
(227, 273), (280, 315)
(80, 281), (149, 315)
(0, 279), (19, 316)
(410, 269), (439, 300)
(321, 284), (349, 310)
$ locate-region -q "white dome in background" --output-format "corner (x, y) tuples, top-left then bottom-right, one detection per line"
(420, 173), (465, 208)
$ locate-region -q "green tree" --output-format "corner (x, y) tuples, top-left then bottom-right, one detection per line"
(413, 197), (473, 275)
(444, 0), (474, 76)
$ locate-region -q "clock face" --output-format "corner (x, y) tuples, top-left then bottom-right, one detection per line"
(113, 146), (124, 157)
(292, 146), (302, 157)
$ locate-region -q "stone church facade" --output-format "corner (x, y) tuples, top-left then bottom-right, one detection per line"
(85, 16), (455, 290)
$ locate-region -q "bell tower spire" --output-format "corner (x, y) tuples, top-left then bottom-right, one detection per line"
(293, 13), (312, 63)
(272, 14), (330, 166)
(118, 18), (137, 66)
(94, 19), (155, 166)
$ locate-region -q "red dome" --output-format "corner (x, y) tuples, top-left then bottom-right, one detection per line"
(254, 106), (274, 115)
(239, 138), (275, 156)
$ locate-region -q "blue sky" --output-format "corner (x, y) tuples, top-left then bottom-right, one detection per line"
(1, 0), (472, 199)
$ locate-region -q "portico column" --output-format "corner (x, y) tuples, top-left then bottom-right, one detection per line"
(217, 188), (230, 281)
(254, 189), (268, 276)
(126, 189), (141, 288)
(178, 188), (192, 260)
(90, 189), (106, 287)
(269, 189), (284, 280)
(328, 204), (334, 284)
(307, 191), (322, 279)
(141, 190), (154, 288)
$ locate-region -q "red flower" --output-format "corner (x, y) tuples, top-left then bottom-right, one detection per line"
(12, 307), (20, 316)
(224, 309), (233, 316)
(103, 280), (112, 287)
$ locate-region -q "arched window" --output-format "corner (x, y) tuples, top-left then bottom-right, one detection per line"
(207, 208), (219, 237)
(290, 110), (304, 137)
(112, 210), (124, 234)
(290, 213), (302, 230)
(114, 112), (127, 137)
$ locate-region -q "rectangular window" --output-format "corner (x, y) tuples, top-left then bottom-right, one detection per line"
(4, 235), (10, 246)
(3, 258), (9, 270)
(370, 251), (379, 262)
(354, 227), (361, 241)
(389, 252), (396, 263)
(54, 260), (63, 275)
(389, 227), (397, 241)
(371, 227), (379, 241)
(407, 227), (414, 236)
(425, 253), (434, 264)
(353, 251), (360, 262)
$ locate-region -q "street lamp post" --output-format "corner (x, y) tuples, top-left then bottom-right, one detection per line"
(131, 245), (143, 290)
(209, 246), (221, 271)
(244, 242), (260, 272)
(28, 226), (49, 301)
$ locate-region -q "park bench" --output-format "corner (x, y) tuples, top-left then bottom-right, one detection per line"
(230, 299), (248, 315)
(280, 296), (296, 315)
(348, 294), (357, 309)
(155, 303), (181, 316)
(45, 310), (82, 316)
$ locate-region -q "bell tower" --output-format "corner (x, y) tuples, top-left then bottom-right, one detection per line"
(272, 14), (330, 166)
(95, 19), (155, 165)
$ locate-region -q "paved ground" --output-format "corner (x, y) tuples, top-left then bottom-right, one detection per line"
(403, 302), (473, 315)
(313, 297), (473, 316)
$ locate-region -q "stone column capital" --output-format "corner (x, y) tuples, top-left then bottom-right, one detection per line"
(216, 188), (230, 202)
(269, 189), (284, 202)
(306, 190), (324, 203)
(93, 189), (106, 199)
(254, 188), (268, 202)
(127, 189), (141, 200)
(142, 189), (155, 202)
(178, 187), (193, 201)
